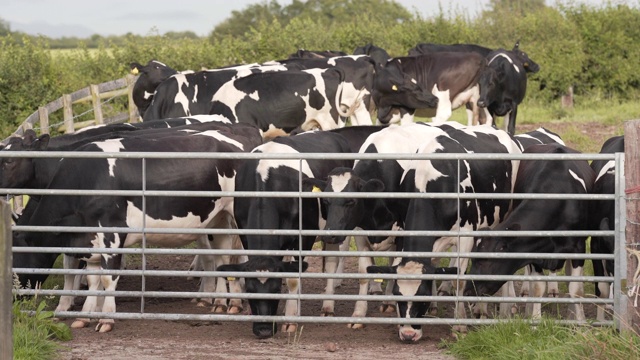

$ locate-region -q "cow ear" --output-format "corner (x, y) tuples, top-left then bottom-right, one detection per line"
(362, 179), (384, 192)
(435, 267), (458, 275)
(22, 131), (50, 151)
(281, 261), (308, 273)
(302, 178), (326, 193)
(366, 265), (397, 274)
(130, 62), (142, 74)
(513, 40), (520, 51)
(599, 217), (610, 231)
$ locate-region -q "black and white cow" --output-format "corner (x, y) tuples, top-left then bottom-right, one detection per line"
(376, 52), (487, 126)
(217, 129), (379, 338)
(268, 54), (440, 128)
(0, 116), (234, 191)
(408, 43), (492, 57)
(130, 60), (180, 116)
(143, 63), (293, 121)
(364, 124), (521, 341)
(12, 122), (263, 332)
(477, 46), (540, 135)
(589, 135), (624, 321)
(209, 68), (364, 132)
(463, 143), (596, 323)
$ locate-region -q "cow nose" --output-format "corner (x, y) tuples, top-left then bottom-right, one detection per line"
(477, 100), (487, 108)
(399, 328), (420, 342)
(320, 235), (344, 245)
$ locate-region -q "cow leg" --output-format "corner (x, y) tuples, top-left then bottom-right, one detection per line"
(595, 258), (610, 321)
(528, 266), (546, 319)
(95, 265), (121, 333)
(568, 259), (586, 321)
(345, 235), (372, 329)
(498, 281), (518, 317)
(193, 235), (215, 307)
(56, 255), (81, 312)
(334, 239), (350, 288)
(450, 237), (473, 333)
(210, 229), (244, 314)
(71, 261), (102, 329)
(547, 271), (559, 298)
(482, 108), (494, 127)
(321, 242), (342, 317)
(506, 106), (517, 135)
(282, 277), (301, 333)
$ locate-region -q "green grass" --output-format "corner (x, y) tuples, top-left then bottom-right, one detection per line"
(12, 279), (72, 360)
(443, 317), (640, 360)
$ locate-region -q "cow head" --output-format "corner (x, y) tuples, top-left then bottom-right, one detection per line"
(463, 225), (525, 298)
(511, 41), (540, 74)
(476, 65), (506, 110)
(372, 59), (438, 111)
(304, 168), (390, 244)
(130, 60), (178, 113)
(353, 44), (391, 69)
(0, 130), (50, 189)
(217, 257), (308, 339)
(368, 260), (457, 342)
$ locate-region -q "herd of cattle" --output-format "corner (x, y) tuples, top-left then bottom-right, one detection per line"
(2, 42), (624, 342)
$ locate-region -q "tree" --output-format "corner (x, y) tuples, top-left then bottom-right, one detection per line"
(0, 18), (11, 36)
(486, 0), (546, 16)
(209, 0), (413, 40)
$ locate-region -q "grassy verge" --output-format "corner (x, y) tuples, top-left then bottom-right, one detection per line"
(12, 281), (72, 360)
(443, 317), (640, 360)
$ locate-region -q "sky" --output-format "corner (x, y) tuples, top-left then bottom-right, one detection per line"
(0, 0), (619, 38)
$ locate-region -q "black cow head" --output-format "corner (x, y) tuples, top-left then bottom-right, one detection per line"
(511, 41), (540, 74)
(0, 130), (50, 189)
(368, 260), (457, 342)
(372, 59), (438, 112)
(353, 44), (391, 69)
(303, 168), (388, 245)
(217, 257), (308, 339)
(130, 60), (178, 113)
(463, 224), (525, 298)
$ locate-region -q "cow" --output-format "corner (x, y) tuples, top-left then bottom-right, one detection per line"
(589, 135), (624, 321)
(408, 43), (492, 57)
(365, 124), (522, 341)
(0, 116), (234, 191)
(289, 49), (348, 59)
(477, 46), (540, 135)
(463, 143), (596, 324)
(143, 63), (293, 121)
(12, 122), (264, 332)
(267, 54), (441, 128)
(130, 60), (180, 116)
(375, 52), (487, 126)
(217, 128), (383, 338)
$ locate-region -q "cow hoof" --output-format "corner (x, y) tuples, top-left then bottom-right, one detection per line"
(71, 318), (90, 329)
(548, 290), (559, 298)
(348, 323), (365, 329)
(321, 311), (335, 317)
(438, 290), (451, 297)
(369, 290), (383, 296)
(282, 323), (297, 333)
(452, 325), (468, 334)
(379, 304), (396, 313)
(520, 291), (529, 297)
(95, 320), (114, 333)
(511, 305), (519, 315)
(196, 300), (210, 307)
(474, 312), (488, 319)
(428, 307), (438, 316)
(227, 306), (242, 314)
(212, 305), (227, 313)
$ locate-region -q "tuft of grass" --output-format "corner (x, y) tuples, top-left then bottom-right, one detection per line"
(12, 276), (72, 360)
(443, 317), (640, 360)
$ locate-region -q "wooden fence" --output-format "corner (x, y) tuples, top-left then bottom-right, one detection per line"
(8, 74), (139, 139)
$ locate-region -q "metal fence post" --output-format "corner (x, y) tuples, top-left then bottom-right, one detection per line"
(0, 199), (13, 359)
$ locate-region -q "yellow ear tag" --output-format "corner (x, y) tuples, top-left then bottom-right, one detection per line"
(312, 186), (322, 193)
(392, 84), (398, 91)
(227, 277), (236, 281)
(131, 67), (139, 75)
(374, 278), (384, 283)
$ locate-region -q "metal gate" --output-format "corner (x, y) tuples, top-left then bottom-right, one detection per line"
(3, 149), (625, 330)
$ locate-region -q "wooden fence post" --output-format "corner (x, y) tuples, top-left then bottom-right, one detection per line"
(624, 119), (640, 334)
(62, 94), (74, 134)
(38, 107), (49, 135)
(0, 200), (13, 360)
(90, 84), (104, 125)
(126, 74), (139, 123)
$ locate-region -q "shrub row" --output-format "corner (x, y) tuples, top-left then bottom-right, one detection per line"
(0, 3), (638, 137)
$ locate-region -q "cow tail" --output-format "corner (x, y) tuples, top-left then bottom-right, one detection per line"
(333, 68), (351, 119)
